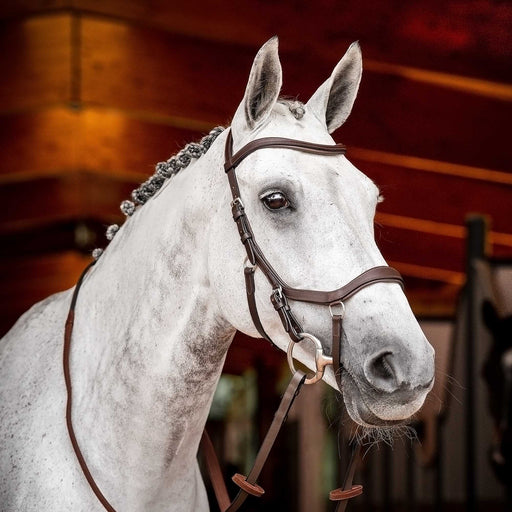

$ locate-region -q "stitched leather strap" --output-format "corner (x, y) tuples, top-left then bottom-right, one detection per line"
(331, 444), (363, 512)
(201, 371), (306, 512)
(283, 266), (403, 304)
(224, 130), (346, 173)
(244, 265), (275, 345)
(200, 431), (232, 511)
(63, 261), (121, 512)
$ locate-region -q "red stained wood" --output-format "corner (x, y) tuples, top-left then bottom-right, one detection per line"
(80, 17), (252, 125)
(3, 1), (508, 82)
(0, 251), (90, 336)
(80, 17), (512, 172)
(341, 74), (512, 174)
(359, 160), (512, 235)
(2, 172), (134, 231)
(0, 108), (77, 175)
(0, 107), (203, 177)
(0, 14), (72, 111)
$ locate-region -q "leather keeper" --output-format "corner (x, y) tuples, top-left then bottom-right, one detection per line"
(240, 233), (252, 244)
(232, 473), (265, 497)
(232, 209), (244, 222)
(329, 484), (363, 501)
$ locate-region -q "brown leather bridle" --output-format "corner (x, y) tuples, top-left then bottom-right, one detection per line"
(223, 129), (403, 388)
(63, 129), (404, 512)
(201, 130), (404, 511)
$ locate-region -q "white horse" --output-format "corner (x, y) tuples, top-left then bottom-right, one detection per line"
(0, 38), (435, 511)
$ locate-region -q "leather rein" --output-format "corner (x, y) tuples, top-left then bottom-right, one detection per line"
(63, 129), (404, 512)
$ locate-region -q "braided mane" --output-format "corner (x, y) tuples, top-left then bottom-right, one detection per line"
(93, 126), (225, 259)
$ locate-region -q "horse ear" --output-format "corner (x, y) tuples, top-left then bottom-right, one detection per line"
(482, 300), (499, 331)
(306, 41), (362, 133)
(231, 36), (282, 134)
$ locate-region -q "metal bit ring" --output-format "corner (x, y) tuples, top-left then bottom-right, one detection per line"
(287, 333), (333, 385)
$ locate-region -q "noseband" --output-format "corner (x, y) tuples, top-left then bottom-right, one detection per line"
(224, 129), (404, 389)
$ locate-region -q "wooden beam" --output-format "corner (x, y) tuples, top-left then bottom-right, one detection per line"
(78, 16), (512, 172)
(0, 251), (90, 336)
(0, 107), (203, 178)
(364, 159), (512, 235)
(2, 1), (509, 83)
(1, 171), (134, 232)
(0, 14), (72, 111)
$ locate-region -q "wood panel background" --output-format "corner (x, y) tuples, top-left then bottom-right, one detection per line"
(1, 1), (511, 335)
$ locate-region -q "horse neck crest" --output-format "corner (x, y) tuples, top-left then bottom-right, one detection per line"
(92, 126), (225, 260)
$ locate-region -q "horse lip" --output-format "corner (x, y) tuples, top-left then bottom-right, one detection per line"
(341, 368), (406, 427)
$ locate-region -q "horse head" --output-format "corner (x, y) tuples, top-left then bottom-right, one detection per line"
(209, 37), (435, 428)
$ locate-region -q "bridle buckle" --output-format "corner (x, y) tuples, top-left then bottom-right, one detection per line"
(329, 301), (345, 319)
(230, 197), (244, 209)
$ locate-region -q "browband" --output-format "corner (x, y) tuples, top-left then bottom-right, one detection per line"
(224, 130), (346, 172)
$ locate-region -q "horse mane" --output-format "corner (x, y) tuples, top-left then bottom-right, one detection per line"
(93, 126), (225, 259)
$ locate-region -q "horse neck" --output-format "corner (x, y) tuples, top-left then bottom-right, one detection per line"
(70, 138), (235, 509)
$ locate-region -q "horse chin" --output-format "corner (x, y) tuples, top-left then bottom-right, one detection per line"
(341, 370), (411, 428)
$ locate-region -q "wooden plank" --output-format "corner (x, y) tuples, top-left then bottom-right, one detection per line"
(2, 171), (134, 231)
(0, 1), (66, 19)
(0, 251), (90, 336)
(0, 107), (203, 177)
(342, 74), (512, 173)
(80, 17), (251, 126)
(360, 160), (512, 235)
(19, 0), (510, 83)
(0, 108), (77, 175)
(80, 17), (512, 172)
(0, 14), (72, 111)
(0, 220), (103, 257)
(79, 108), (201, 177)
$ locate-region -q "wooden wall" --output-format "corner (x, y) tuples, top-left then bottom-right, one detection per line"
(1, 1), (511, 336)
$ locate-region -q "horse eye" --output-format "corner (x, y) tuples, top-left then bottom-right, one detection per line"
(261, 191), (290, 211)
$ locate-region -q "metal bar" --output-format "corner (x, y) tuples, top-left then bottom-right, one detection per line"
(465, 215), (487, 512)
(435, 418), (444, 512)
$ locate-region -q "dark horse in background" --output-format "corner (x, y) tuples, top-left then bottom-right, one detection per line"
(482, 300), (512, 504)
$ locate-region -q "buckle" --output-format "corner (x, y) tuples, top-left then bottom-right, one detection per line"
(329, 301), (345, 318)
(271, 286), (285, 308)
(230, 197), (244, 209)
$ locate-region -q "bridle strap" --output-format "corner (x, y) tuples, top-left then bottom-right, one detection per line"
(224, 130), (346, 173)
(221, 128), (406, 512)
(200, 371), (307, 512)
(283, 266), (403, 304)
(201, 377), (363, 512)
(63, 261), (120, 512)
(244, 265), (275, 344)
(225, 128), (403, 342)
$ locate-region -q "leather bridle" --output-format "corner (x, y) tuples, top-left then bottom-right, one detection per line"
(63, 129), (405, 512)
(202, 130), (404, 512)
(223, 129), (403, 389)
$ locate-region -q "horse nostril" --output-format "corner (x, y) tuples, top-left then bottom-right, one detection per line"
(365, 351), (400, 393)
